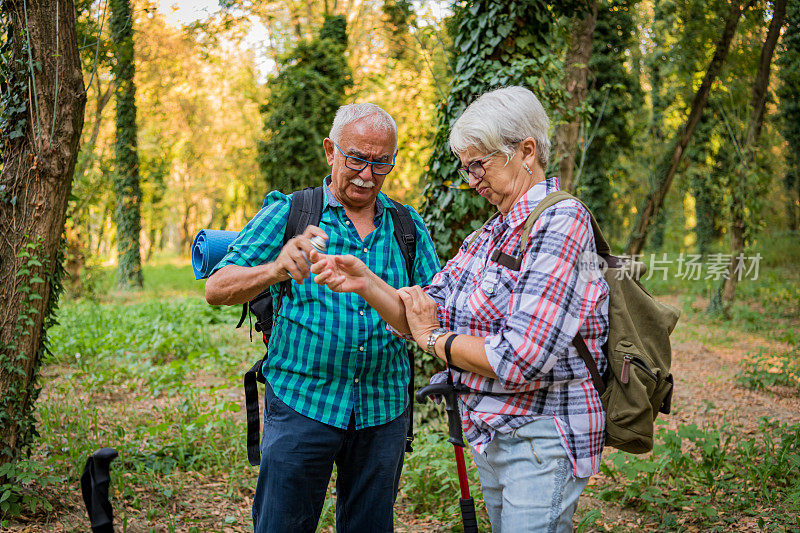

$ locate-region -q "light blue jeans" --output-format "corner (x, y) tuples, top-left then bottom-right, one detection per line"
(471, 417), (589, 533)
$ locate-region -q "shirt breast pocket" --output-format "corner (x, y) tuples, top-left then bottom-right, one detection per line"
(464, 263), (517, 324)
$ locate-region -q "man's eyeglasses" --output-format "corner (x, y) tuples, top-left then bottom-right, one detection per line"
(457, 150), (500, 183)
(334, 143), (395, 176)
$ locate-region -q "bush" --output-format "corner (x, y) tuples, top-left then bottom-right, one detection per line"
(594, 420), (800, 530)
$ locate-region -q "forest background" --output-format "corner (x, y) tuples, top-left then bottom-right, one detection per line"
(1, 0), (799, 531)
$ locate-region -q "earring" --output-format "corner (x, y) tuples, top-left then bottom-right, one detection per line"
(523, 163), (533, 175)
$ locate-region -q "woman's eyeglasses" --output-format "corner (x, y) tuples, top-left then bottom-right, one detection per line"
(456, 150), (499, 183)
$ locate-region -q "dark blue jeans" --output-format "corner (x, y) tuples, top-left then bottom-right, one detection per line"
(252, 382), (407, 533)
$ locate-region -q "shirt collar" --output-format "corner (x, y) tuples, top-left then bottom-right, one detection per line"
(322, 176), (385, 218)
(502, 176), (561, 229)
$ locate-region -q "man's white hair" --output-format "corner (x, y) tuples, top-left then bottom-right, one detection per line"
(329, 103), (398, 149)
(449, 86), (551, 169)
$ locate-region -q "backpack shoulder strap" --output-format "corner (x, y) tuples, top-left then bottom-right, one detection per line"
(386, 199), (416, 282)
(238, 187), (322, 329)
(520, 190), (611, 256)
(286, 186), (324, 244)
(280, 186), (324, 302)
(385, 198), (419, 453)
(521, 190), (610, 394)
(466, 211), (501, 249)
(487, 191), (577, 271)
(244, 185), (325, 467)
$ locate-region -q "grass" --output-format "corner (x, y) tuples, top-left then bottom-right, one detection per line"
(588, 419), (800, 531)
(4, 237), (800, 530)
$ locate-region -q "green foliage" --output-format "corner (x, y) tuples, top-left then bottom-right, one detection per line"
(778, 0), (800, 230)
(258, 15), (352, 194)
(684, 106), (725, 256)
(139, 152), (170, 260)
(0, 5), (28, 162)
(21, 270), (251, 523)
(0, 237), (62, 464)
(111, 0), (144, 289)
(577, 0), (644, 235)
(594, 420), (800, 530)
(421, 0), (568, 259)
(400, 428), (490, 531)
(75, 0), (114, 78)
(47, 297), (238, 384)
(736, 347), (800, 392)
(0, 459), (57, 518)
(381, 0), (415, 62)
(627, 0), (756, 254)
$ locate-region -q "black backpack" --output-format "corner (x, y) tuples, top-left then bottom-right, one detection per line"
(241, 186), (419, 466)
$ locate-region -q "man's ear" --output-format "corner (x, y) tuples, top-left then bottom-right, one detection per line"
(323, 138), (335, 166)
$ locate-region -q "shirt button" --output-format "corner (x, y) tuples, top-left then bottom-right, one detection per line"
(346, 220), (351, 225)
(363, 247), (368, 253)
(354, 378), (359, 383)
(359, 346), (365, 352)
(359, 310), (365, 316)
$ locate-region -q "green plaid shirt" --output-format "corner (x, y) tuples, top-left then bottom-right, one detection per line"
(212, 178), (440, 429)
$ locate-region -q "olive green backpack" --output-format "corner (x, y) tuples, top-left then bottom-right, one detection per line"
(475, 190), (680, 454)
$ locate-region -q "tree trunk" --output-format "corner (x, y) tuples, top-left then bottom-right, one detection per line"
(553, 0), (597, 193)
(0, 0), (86, 463)
(111, 0), (143, 288)
(626, 0), (744, 256)
(715, 0), (786, 313)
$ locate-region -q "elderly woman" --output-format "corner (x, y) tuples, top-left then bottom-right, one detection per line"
(311, 86), (609, 532)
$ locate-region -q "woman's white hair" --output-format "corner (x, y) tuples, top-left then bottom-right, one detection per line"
(329, 103), (398, 149)
(449, 86), (551, 168)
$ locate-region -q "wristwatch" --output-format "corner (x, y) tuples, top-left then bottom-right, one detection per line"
(426, 327), (449, 355)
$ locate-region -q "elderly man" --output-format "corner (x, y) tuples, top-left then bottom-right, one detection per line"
(205, 103), (440, 532)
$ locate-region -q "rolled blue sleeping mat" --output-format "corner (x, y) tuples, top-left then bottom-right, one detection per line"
(191, 229), (240, 279)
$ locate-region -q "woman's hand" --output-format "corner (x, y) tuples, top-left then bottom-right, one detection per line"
(310, 252), (371, 294)
(397, 286), (441, 350)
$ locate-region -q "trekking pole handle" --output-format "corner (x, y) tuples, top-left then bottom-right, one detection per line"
(415, 383), (465, 447)
(460, 498), (479, 533)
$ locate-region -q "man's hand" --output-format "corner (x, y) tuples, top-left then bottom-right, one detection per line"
(274, 225), (328, 285)
(311, 254), (371, 295)
(396, 286), (441, 350)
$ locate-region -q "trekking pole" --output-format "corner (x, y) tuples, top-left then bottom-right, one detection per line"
(81, 447), (118, 533)
(416, 382), (479, 533)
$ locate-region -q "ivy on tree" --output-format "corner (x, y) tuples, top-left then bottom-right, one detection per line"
(258, 15), (352, 194)
(778, 0), (800, 231)
(420, 0), (572, 259)
(577, 0), (644, 236)
(111, 0), (144, 288)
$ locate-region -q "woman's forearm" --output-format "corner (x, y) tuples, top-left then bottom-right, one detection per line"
(359, 270), (412, 335)
(432, 333), (498, 379)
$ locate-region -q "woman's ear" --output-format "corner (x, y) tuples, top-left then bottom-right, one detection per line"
(519, 137), (538, 169)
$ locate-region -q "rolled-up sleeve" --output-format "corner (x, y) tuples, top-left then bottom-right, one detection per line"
(485, 202), (603, 390)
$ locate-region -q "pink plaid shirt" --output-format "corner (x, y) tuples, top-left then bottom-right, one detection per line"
(426, 177), (609, 478)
